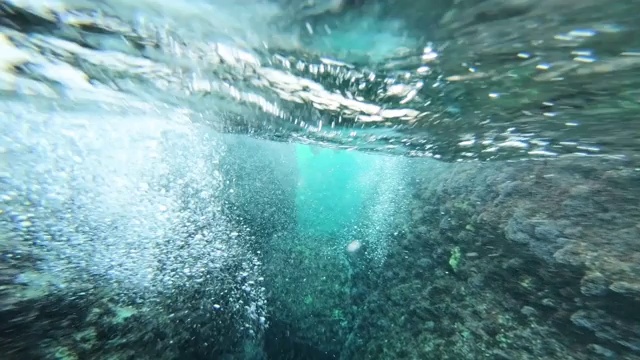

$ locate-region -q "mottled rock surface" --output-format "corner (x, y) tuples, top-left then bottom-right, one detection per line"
(344, 157), (640, 359)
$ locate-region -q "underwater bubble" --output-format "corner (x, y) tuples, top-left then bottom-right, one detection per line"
(346, 240), (362, 253)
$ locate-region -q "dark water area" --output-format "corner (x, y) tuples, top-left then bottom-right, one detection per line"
(1, 1), (640, 359)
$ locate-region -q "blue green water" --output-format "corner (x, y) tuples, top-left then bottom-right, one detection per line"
(304, 12), (414, 62)
(1, 1), (640, 359)
(295, 145), (364, 238)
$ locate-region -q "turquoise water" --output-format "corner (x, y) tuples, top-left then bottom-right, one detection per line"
(1, 1), (640, 359)
(295, 145), (363, 238)
(303, 9), (415, 63)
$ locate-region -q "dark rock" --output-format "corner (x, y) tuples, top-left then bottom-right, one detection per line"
(439, 217), (454, 231)
(533, 221), (561, 242)
(520, 306), (538, 317)
(587, 344), (617, 359)
(609, 282), (640, 297)
(504, 215), (534, 245)
(497, 180), (526, 199)
(553, 243), (586, 266)
(571, 310), (640, 352)
(581, 272), (609, 297)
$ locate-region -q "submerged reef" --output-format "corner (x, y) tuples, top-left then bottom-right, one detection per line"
(2, 140), (639, 359)
(342, 156), (640, 360)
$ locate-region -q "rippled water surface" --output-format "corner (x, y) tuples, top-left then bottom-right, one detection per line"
(2, 0), (639, 160)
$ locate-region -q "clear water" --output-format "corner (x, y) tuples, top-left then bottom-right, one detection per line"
(1, 1), (639, 359)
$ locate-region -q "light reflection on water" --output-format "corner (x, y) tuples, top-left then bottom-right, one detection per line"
(1, 0), (639, 161)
